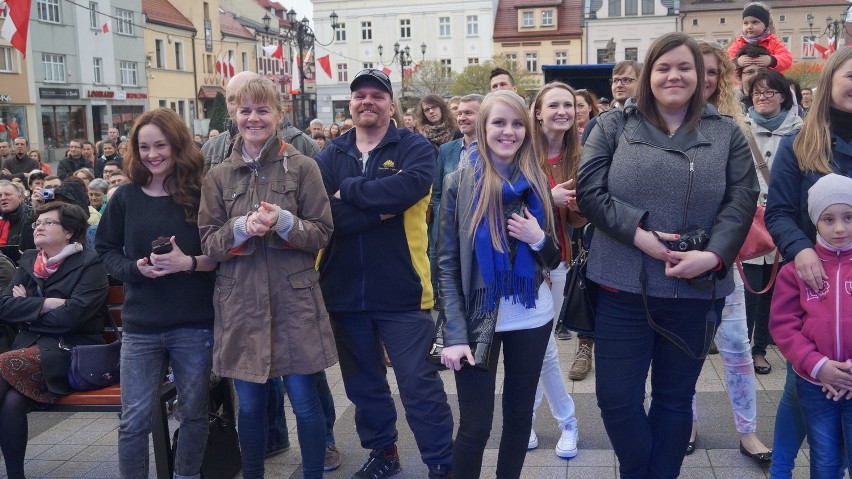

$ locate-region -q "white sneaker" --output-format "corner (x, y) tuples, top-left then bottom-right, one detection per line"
(555, 425), (578, 458)
(527, 429), (538, 450)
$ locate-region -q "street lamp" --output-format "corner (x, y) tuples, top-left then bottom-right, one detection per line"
(378, 40), (426, 102)
(281, 10), (339, 129)
(807, 13), (814, 36)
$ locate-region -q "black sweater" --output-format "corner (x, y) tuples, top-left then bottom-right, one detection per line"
(94, 184), (215, 333)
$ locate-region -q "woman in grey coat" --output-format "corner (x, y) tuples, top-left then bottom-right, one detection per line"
(576, 32), (759, 479)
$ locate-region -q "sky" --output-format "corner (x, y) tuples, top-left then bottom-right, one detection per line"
(280, 0), (315, 26)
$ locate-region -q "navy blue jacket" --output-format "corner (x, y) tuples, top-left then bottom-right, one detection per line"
(431, 138), (464, 223)
(765, 133), (852, 261)
(315, 126), (435, 312)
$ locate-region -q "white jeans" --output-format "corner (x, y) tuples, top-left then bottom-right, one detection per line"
(532, 261), (578, 430)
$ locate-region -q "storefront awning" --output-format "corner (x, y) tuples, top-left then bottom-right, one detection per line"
(198, 86), (225, 100)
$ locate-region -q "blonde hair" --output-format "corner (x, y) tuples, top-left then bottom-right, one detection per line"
(792, 48), (852, 174)
(699, 42), (746, 130)
(469, 91), (555, 251)
(234, 77), (283, 116)
(530, 82), (581, 185)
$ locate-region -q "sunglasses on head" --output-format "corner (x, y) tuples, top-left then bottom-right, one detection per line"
(354, 68), (390, 82)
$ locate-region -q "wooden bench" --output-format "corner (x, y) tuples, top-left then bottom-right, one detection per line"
(50, 285), (177, 479)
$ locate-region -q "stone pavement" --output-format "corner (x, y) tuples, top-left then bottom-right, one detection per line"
(0, 338), (819, 478)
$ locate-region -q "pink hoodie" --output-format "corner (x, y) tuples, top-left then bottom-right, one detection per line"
(770, 241), (852, 384)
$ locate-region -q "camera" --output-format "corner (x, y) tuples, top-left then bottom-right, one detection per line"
(666, 227), (710, 252)
(40, 189), (54, 201)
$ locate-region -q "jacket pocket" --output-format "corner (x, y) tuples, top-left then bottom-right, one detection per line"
(222, 182), (249, 216)
(214, 275), (239, 331)
(285, 267), (324, 324)
(270, 180), (298, 213)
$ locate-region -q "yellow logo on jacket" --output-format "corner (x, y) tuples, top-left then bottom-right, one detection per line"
(381, 159), (395, 169)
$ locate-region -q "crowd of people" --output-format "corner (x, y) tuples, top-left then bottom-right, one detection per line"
(0, 2), (850, 478)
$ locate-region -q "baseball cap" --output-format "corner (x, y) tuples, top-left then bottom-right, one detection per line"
(350, 69), (393, 95)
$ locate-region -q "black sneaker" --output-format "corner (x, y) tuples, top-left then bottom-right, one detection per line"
(351, 446), (402, 479)
(427, 463), (452, 478)
(555, 324), (572, 340)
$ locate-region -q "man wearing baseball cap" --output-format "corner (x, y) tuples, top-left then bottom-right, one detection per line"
(315, 69), (453, 479)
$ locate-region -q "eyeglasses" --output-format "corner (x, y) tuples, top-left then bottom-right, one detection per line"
(610, 77), (636, 86)
(752, 90), (779, 99)
(353, 68), (390, 83)
(32, 219), (61, 229)
(423, 106), (438, 114)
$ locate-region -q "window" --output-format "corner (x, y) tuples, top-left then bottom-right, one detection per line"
(337, 63), (348, 81)
(158, 100), (167, 108)
(89, 1), (98, 29)
(439, 17), (450, 37)
(37, 0), (61, 23)
(715, 38), (729, 47)
(525, 52), (537, 72)
(625, 47), (638, 61)
(608, 0), (621, 17)
(93, 57), (102, 83)
(174, 42), (184, 70)
(642, 0), (654, 15)
(692, 18), (698, 26)
(720, 17), (726, 25)
(0, 47), (13, 72)
(120, 61), (137, 86)
(542, 10), (554, 26)
(336, 23), (346, 42)
(505, 53), (517, 63)
(778, 15), (786, 22)
(781, 36), (791, 51)
(468, 57), (479, 65)
(522, 12), (534, 27)
(440, 58), (452, 76)
(802, 35), (817, 58)
(467, 15), (478, 35)
(555, 51), (568, 65)
(400, 19), (411, 39)
(177, 100), (185, 119)
(597, 48), (609, 64)
(154, 39), (164, 68)
(626, 0), (638, 16)
(242, 52), (248, 71)
(42, 53), (66, 82)
(361, 21), (372, 40)
(363, 62), (374, 69)
(116, 8), (133, 35)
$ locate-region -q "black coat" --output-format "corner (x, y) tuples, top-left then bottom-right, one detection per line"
(0, 248), (108, 394)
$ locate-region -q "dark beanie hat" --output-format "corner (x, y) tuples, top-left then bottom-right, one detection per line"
(54, 180), (90, 218)
(742, 4), (770, 28)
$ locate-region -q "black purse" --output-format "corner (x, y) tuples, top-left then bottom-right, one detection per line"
(426, 310), (491, 371)
(66, 310), (121, 391)
(556, 225), (597, 334)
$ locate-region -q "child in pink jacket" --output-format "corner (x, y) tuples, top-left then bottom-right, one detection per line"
(770, 173), (852, 476)
(728, 3), (792, 73)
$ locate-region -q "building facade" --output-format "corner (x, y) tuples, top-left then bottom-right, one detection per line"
(0, 10), (37, 150)
(312, 0), (497, 125)
(583, 0), (679, 64)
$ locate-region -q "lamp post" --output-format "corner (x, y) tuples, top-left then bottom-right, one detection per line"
(807, 13), (814, 37)
(378, 41), (426, 104)
(282, 9), (338, 129)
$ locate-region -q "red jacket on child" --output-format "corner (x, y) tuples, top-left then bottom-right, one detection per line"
(770, 242), (852, 384)
(728, 33), (792, 73)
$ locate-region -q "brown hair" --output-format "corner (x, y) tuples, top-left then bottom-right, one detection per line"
(574, 89), (601, 122)
(792, 47), (852, 174)
(126, 108), (204, 223)
(415, 95), (457, 132)
(530, 82), (581, 186)
(635, 32), (706, 133)
(35, 202), (89, 244)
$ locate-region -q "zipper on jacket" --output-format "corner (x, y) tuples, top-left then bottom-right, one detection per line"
(835, 250), (842, 361)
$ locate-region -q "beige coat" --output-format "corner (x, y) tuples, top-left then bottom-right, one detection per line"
(199, 137), (337, 383)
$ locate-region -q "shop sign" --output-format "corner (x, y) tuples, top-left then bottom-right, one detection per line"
(88, 90), (115, 98)
(39, 88), (80, 99)
(88, 90), (148, 100)
(114, 90), (126, 101)
(126, 93), (148, 99)
(0, 95), (9, 102)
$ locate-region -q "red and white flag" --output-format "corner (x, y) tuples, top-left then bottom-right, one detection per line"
(317, 54), (332, 78)
(381, 66), (392, 77)
(0, 0), (32, 57)
(226, 52), (235, 79)
(262, 43), (284, 60)
(290, 44), (300, 93)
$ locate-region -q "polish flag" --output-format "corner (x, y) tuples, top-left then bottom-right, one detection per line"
(291, 44), (300, 94)
(102, 22), (109, 33)
(226, 52), (235, 79)
(0, 0), (32, 57)
(317, 54), (332, 78)
(381, 66), (392, 76)
(813, 41), (829, 59)
(262, 43), (284, 60)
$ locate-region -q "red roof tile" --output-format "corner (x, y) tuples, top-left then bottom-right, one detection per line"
(142, 0), (195, 32)
(493, 0), (583, 41)
(256, 0), (287, 12)
(220, 9), (257, 40)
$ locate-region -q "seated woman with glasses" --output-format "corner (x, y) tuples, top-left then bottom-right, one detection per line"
(0, 202), (108, 479)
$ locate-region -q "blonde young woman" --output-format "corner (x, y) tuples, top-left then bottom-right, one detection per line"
(439, 90), (560, 478)
(526, 81), (585, 458)
(685, 41), (772, 464)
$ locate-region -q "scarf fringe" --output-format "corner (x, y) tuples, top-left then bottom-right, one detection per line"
(468, 271), (544, 318)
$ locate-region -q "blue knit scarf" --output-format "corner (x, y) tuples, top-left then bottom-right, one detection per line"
(470, 149), (546, 315)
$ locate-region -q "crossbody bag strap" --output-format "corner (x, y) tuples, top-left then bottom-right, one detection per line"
(743, 128), (771, 185)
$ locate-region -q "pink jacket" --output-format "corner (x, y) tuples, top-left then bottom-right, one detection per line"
(728, 33), (793, 73)
(770, 242), (852, 384)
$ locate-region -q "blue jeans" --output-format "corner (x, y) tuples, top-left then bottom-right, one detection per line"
(797, 376), (852, 479)
(118, 328), (213, 479)
(234, 375), (325, 479)
(330, 310), (453, 466)
(594, 289), (722, 479)
(267, 370), (337, 450)
(768, 362), (807, 479)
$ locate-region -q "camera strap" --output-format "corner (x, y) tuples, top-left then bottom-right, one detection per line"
(639, 262), (719, 360)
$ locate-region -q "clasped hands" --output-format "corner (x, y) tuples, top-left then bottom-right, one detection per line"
(633, 228), (718, 279)
(245, 201), (281, 237)
(137, 236), (192, 278)
(817, 360), (852, 401)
